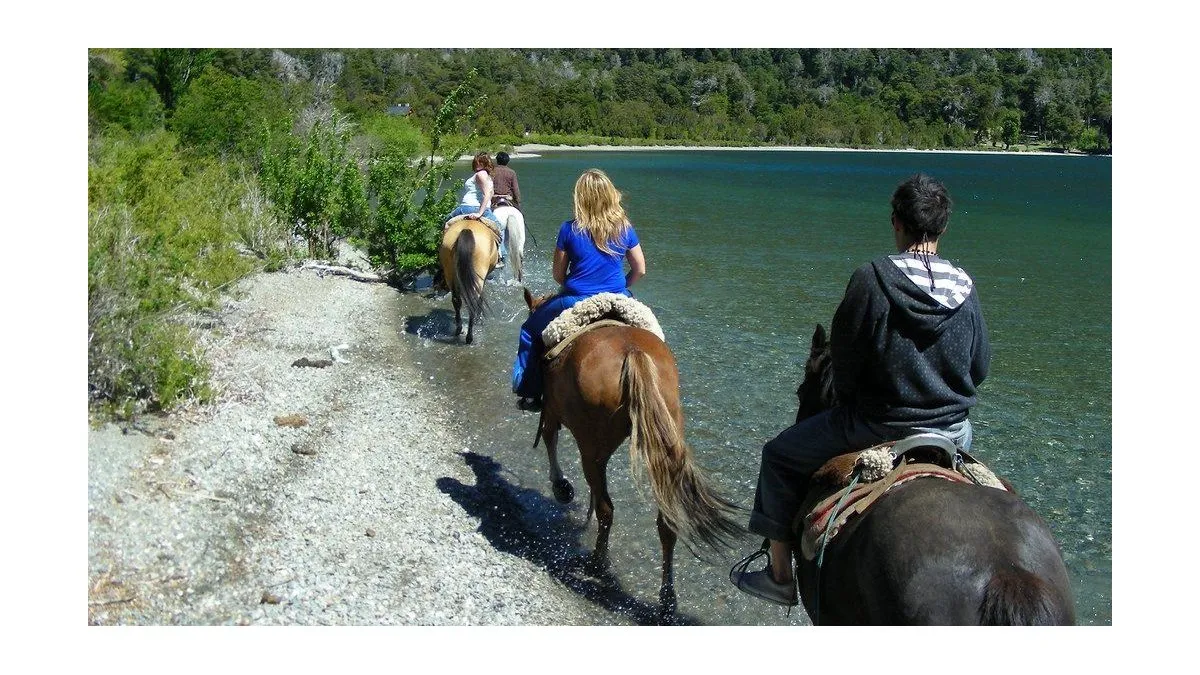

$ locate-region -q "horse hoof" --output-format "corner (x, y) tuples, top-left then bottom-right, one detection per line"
(584, 555), (612, 579)
(465, 335), (473, 345)
(552, 479), (574, 503)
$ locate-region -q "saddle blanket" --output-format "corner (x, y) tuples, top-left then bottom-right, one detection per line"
(443, 214), (502, 240)
(541, 293), (664, 349)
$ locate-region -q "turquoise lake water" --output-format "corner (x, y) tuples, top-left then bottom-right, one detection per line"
(402, 149), (1112, 625)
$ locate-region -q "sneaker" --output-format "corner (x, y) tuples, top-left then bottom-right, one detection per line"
(517, 396), (543, 412)
(729, 547), (797, 607)
(730, 568), (797, 607)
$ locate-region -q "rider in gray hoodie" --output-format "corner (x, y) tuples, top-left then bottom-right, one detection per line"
(731, 173), (991, 607)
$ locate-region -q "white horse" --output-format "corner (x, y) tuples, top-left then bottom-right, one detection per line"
(492, 204), (526, 281)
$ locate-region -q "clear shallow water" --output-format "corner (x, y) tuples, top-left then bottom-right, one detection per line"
(399, 150), (1111, 625)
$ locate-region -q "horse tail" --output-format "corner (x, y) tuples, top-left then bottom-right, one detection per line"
(979, 566), (1073, 625)
(622, 350), (740, 556)
(453, 228), (487, 319)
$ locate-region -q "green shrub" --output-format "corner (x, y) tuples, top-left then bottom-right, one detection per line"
(260, 116), (369, 258)
(89, 130), (256, 414)
(362, 74), (484, 273)
(89, 78), (165, 136)
(360, 113), (426, 158)
(170, 68), (293, 161)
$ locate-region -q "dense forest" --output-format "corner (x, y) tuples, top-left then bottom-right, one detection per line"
(87, 47), (1111, 416)
(305, 48), (1112, 152)
(98, 48), (1112, 154)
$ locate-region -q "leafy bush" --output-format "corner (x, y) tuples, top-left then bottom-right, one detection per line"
(89, 131), (256, 414)
(89, 79), (165, 136)
(359, 113), (426, 158)
(260, 116), (370, 258)
(362, 74), (484, 273)
(170, 68), (293, 160)
(89, 50), (165, 136)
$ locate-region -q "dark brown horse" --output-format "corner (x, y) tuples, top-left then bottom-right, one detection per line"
(525, 290), (740, 615)
(438, 217), (500, 344)
(791, 324), (1076, 625)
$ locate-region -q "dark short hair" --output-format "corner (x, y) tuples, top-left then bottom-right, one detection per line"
(496, 151), (511, 165)
(891, 174), (952, 240)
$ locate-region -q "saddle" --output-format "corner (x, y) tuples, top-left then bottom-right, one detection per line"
(795, 433), (1008, 561)
(443, 214), (502, 242)
(541, 293), (665, 362)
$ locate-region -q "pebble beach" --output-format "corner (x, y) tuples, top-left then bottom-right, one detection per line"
(87, 266), (601, 627)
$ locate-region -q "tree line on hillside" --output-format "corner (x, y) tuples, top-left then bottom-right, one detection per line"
(289, 47), (1110, 153)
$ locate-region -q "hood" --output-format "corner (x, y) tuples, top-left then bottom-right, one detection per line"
(872, 255), (975, 339)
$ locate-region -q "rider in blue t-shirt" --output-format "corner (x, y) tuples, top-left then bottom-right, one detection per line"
(512, 169), (647, 404)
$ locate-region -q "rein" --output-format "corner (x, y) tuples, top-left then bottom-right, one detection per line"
(812, 468), (861, 626)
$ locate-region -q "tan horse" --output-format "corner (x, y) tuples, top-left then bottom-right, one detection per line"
(524, 290), (740, 616)
(438, 216), (500, 343)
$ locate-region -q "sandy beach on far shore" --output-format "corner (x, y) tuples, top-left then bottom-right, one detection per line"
(512, 143), (1087, 157)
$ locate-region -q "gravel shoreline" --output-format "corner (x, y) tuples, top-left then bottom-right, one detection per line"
(87, 266), (600, 625)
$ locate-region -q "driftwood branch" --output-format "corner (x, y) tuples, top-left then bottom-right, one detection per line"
(301, 262), (385, 283)
(89, 596), (136, 607)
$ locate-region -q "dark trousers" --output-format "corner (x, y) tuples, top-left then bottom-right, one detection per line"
(748, 406), (974, 542)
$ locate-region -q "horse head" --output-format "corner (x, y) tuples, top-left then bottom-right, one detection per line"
(523, 287), (554, 313)
(795, 324), (835, 424)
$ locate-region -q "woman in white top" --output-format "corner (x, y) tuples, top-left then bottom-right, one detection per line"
(447, 152), (498, 226)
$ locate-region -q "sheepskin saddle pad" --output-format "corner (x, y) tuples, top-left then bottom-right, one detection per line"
(795, 441), (1006, 561)
(444, 214), (502, 240)
(541, 293), (665, 359)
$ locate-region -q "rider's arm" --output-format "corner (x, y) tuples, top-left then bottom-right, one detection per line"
(553, 247), (568, 285)
(625, 244), (646, 288)
(512, 174), (521, 207)
(475, 171), (492, 218)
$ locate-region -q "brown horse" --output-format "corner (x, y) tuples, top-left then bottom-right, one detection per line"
(791, 324), (1076, 625)
(524, 290), (740, 616)
(438, 217), (500, 344)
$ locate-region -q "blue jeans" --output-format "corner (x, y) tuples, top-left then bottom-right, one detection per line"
(511, 294), (587, 398)
(748, 407), (974, 541)
(447, 205), (505, 258)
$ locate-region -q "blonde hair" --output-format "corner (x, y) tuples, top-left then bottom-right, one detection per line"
(572, 169), (630, 255)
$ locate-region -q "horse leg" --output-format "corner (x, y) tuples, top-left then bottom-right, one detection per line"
(656, 511), (678, 618)
(465, 309), (475, 344)
(540, 413), (574, 503)
(452, 291), (463, 338)
(581, 447), (615, 576)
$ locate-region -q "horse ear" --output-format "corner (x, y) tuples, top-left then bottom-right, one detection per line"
(523, 287), (534, 309)
(812, 324), (828, 352)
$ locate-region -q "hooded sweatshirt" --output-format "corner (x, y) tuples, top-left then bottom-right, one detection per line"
(830, 253), (990, 428)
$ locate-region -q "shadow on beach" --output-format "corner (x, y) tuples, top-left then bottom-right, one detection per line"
(437, 451), (702, 626)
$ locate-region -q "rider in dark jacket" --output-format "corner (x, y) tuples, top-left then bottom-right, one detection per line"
(730, 173), (991, 607)
(833, 251), (990, 429)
